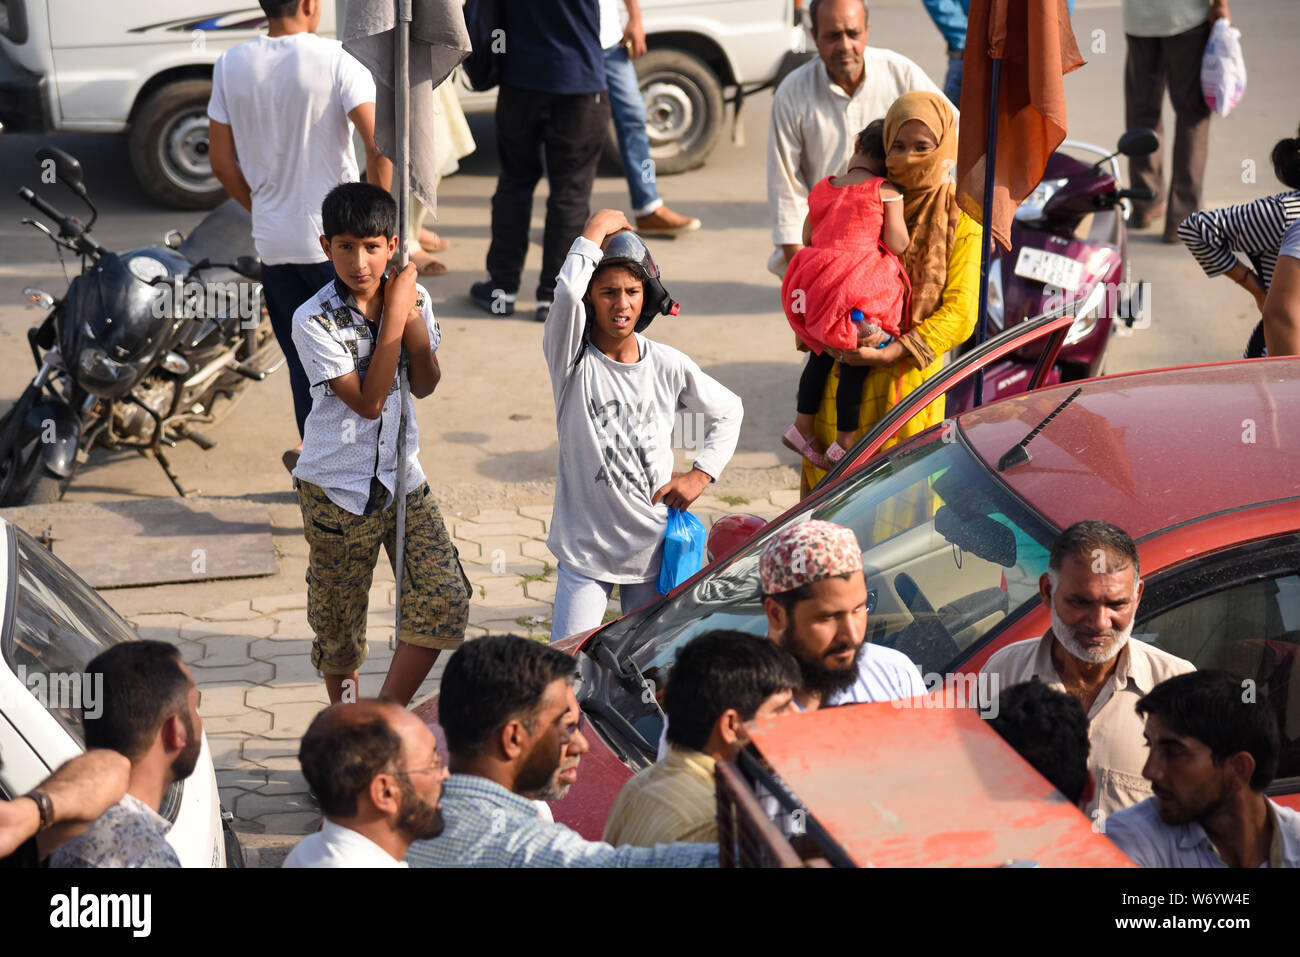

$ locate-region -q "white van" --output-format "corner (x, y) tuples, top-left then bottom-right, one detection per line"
(0, 0), (811, 209)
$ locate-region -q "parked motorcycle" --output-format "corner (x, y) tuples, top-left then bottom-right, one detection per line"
(0, 147), (282, 506)
(949, 128), (1160, 410)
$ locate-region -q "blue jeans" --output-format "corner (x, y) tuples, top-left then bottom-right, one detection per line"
(943, 53), (963, 106)
(261, 260), (336, 440)
(603, 44), (660, 216)
(550, 563), (661, 643)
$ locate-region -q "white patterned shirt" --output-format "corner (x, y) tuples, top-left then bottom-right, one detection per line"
(49, 793), (179, 868)
(404, 774), (717, 868)
(291, 276), (440, 515)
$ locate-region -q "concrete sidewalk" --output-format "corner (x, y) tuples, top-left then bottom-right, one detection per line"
(110, 486), (798, 866)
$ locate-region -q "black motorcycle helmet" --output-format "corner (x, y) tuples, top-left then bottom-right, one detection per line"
(590, 229), (679, 332)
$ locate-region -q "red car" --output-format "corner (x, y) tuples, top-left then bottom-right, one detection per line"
(416, 313), (1300, 841)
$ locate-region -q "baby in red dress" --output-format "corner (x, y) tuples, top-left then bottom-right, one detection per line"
(781, 121), (911, 468)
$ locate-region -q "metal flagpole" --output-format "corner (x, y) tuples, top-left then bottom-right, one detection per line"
(392, 0), (412, 650)
(973, 55), (1002, 409)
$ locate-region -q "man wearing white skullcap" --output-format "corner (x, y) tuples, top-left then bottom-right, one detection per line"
(760, 520), (926, 711)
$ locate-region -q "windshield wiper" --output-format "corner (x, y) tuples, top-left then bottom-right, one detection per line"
(997, 387), (1082, 472)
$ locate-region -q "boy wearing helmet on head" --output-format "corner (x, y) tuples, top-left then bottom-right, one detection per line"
(543, 209), (744, 643)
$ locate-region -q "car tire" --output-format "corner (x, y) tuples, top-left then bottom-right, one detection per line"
(129, 80), (225, 210)
(603, 49), (724, 177)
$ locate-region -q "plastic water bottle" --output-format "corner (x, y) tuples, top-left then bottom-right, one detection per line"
(851, 308), (894, 348)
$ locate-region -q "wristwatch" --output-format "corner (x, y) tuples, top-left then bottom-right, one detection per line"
(25, 790), (54, 832)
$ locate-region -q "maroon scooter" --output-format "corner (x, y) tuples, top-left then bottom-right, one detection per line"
(949, 128), (1159, 410)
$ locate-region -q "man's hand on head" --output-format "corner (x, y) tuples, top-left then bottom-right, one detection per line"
(582, 209), (633, 245)
(652, 468), (713, 511)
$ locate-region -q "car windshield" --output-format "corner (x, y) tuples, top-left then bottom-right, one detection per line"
(588, 432), (1059, 758)
(1, 526), (136, 746)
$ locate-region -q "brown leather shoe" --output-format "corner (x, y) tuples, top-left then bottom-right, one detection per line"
(635, 205), (702, 237)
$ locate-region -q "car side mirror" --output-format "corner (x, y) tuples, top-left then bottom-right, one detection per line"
(35, 146), (87, 195)
(1117, 129), (1159, 158)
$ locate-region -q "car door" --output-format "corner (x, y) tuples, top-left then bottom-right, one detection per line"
(821, 310), (1078, 486)
(1127, 533), (1300, 810)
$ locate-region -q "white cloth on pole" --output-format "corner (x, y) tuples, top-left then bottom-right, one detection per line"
(343, 0), (471, 214)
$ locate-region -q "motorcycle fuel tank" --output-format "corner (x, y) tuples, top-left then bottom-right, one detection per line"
(60, 247), (193, 399)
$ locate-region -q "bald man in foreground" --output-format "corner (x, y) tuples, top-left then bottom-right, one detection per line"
(285, 699), (448, 868)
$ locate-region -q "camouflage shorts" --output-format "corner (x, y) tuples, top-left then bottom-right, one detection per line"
(296, 479), (470, 674)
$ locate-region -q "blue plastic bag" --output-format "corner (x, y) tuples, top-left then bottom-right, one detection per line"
(657, 507), (706, 594)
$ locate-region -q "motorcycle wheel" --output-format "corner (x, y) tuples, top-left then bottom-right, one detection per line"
(24, 470), (69, 506)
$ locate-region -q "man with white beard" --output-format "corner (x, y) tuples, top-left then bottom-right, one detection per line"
(979, 521), (1193, 824)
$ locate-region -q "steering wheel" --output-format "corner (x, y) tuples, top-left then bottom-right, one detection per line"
(891, 572), (962, 668)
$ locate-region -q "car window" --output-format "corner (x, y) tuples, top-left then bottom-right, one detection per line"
(591, 432), (1058, 758)
(1136, 540), (1300, 788)
(1, 527), (136, 747)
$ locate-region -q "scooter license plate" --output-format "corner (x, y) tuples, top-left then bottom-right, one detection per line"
(1013, 247), (1083, 292)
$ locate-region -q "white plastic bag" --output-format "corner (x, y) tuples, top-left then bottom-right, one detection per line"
(1201, 19), (1246, 118)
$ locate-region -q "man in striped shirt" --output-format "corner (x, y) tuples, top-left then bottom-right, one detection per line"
(603, 631), (800, 847)
(405, 635), (716, 867)
(760, 521), (928, 711)
(1176, 129), (1300, 355)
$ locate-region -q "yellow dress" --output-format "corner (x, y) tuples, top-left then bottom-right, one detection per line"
(801, 212), (982, 498)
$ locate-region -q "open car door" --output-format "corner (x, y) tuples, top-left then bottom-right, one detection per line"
(819, 309), (1077, 488)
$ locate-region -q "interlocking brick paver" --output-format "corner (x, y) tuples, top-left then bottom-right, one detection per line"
(241, 740), (300, 764)
(255, 811), (319, 836)
(245, 683), (328, 709)
(262, 700), (331, 739)
(198, 683), (253, 717)
(249, 594), (308, 615)
(181, 617), (276, 640)
(188, 659), (274, 684)
(129, 613), (189, 637)
(521, 539), (558, 564)
(208, 735), (259, 771)
(203, 711), (272, 735)
(217, 769), (273, 792)
(195, 636), (254, 668)
(523, 578), (557, 603)
(176, 641), (205, 664)
(768, 489), (801, 510)
(517, 505), (552, 531)
(201, 599), (260, 621)
(254, 771), (310, 797)
(234, 790), (315, 820)
(247, 636), (309, 659)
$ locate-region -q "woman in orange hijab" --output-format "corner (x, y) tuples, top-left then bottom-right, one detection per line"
(801, 91), (980, 495)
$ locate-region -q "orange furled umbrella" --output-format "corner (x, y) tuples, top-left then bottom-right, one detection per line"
(957, 0), (1085, 253)
(959, 0), (1084, 407)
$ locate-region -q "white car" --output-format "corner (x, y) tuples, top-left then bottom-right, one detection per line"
(0, 516), (236, 867)
(0, 0), (810, 208)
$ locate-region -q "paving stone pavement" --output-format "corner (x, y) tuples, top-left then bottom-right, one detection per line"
(119, 490), (797, 866)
